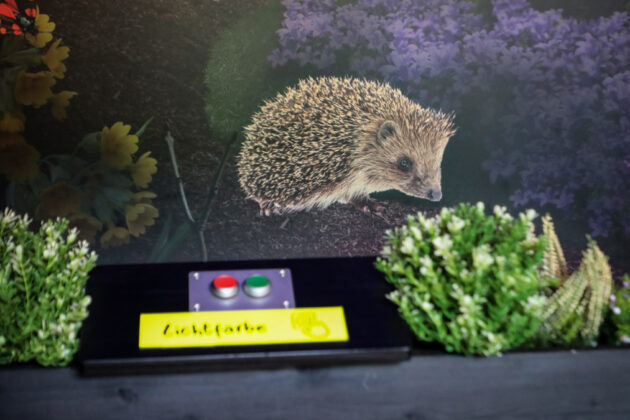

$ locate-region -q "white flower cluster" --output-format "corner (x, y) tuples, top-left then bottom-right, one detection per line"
(472, 244), (494, 270)
(0, 207), (97, 366)
(447, 215), (465, 234)
(523, 294), (547, 315)
(377, 202), (548, 356)
(400, 236), (415, 255)
(432, 235), (453, 257)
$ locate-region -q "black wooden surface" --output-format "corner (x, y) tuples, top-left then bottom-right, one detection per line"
(2, 348), (630, 420)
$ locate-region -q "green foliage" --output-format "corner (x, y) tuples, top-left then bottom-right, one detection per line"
(8, 119), (158, 247)
(0, 36), (41, 113)
(375, 202), (548, 356)
(0, 208), (96, 366)
(605, 274), (630, 345)
(535, 216), (612, 347)
(204, 0), (315, 142)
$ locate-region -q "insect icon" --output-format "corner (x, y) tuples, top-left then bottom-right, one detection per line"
(0, 0), (37, 36)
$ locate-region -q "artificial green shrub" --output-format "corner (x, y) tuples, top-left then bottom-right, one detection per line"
(0, 208), (96, 366)
(536, 216), (612, 347)
(375, 203), (548, 356)
(605, 274), (630, 345)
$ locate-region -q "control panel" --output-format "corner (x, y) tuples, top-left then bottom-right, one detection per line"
(80, 257), (413, 375)
(188, 268), (296, 312)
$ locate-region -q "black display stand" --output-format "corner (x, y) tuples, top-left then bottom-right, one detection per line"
(80, 257), (412, 375)
(2, 257), (630, 418)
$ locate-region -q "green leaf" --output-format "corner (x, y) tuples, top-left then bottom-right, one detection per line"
(48, 164), (71, 183)
(92, 194), (115, 224)
(27, 171), (52, 194)
(0, 80), (14, 112)
(147, 214), (173, 262)
(44, 155), (89, 174)
(100, 187), (133, 208)
(74, 131), (101, 156)
(2, 48), (41, 67)
(1, 65), (24, 86)
(98, 165), (133, 189)
(1, 36), (29, 57)
(149, 221), (192, 263)
(133, 117), (153, 139)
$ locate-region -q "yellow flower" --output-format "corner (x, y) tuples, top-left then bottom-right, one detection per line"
(25, 12), (55, 48)
(0, 140), (40, 181)
(133, 191), (157, 205)
(130, 151), (157, 188)
(0, 111), (26, 133)
(50, 90), (77, 120)
(36, 181), (81, 220)
(100, 226), (131, 248)
(125, 203), (159, 237)
(68, 212), (103, 243)
(100, 122), (139, 169)
(0, 132), (26, 148)
(14, 71), (56, 107)
(42, 39), (69, 79)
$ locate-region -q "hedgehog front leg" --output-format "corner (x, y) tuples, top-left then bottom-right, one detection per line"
(258, 201), (289, 216)
(351, 197), (387, 216)
(258, 201), (273, 216)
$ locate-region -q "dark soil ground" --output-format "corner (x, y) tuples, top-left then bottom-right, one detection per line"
(11, 1), (630, 275)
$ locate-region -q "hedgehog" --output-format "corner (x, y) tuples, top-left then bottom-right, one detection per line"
(237, 76), (456, 215)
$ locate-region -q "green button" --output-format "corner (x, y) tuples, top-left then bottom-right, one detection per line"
(244, 275), (271, 298)
(246, 275), (269, 288)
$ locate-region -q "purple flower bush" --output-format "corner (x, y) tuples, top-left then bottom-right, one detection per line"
(269, 0), (630, 236)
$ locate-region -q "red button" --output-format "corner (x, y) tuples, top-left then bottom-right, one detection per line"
(213, 275), (237, 289)
(211, 275), (239, 299)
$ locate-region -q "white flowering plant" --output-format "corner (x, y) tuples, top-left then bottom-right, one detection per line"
(607, 275), (630, 345)
(375, 202), (549, 356)
(0, 208), (96, 366)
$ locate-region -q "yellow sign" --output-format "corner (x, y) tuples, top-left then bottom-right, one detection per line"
(138, 307), (349, 349)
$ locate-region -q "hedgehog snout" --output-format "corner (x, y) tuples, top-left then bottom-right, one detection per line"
(426, 188), (442, 201)
(406, 176), (442, 201)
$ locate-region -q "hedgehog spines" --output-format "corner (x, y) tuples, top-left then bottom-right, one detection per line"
(237, 76), (455, 214)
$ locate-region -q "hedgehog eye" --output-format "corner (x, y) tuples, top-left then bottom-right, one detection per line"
(397, 157), (413, 172)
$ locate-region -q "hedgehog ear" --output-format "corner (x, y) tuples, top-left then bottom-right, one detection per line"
(377, 121), (398, 145)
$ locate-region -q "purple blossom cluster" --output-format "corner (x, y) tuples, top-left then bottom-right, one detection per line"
(269, 0), (630, 236)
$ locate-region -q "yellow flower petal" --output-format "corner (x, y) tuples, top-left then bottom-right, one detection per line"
(0, 132), (26, 149)
(133, 191), (158, 206)
(100, 226), (131, 248)
(25, 13), (55, 48)
(133, 191), (157, 203)
(100, 122), (139, 169)
(50, 90), (77, 120)
(0, 141), (40, 182)
(130, 151), (157, 188)
(35, 181), (81, 220)
(14, 71), (56, 107)
(0, 111), (26, 133)
(42, 38), (70, 79)
(125, 203), (159, 237)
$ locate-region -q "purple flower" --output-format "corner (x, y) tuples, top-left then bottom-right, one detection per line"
(271, 0), (630, 236)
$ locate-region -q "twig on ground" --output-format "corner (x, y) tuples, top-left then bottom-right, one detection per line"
(164, 129), (238, 261)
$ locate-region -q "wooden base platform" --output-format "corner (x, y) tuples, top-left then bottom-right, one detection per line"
(2, 348), (629, 419)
